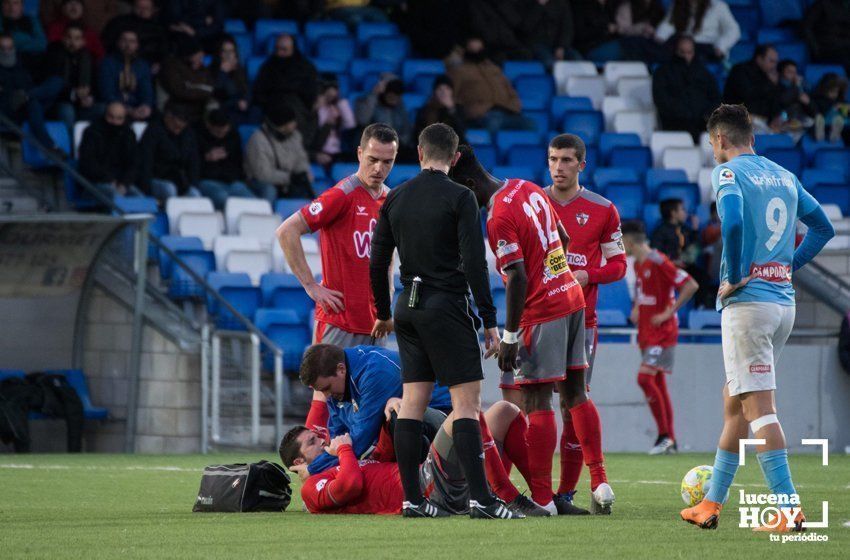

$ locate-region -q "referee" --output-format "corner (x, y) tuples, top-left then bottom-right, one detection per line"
(369, 123), (515, 519)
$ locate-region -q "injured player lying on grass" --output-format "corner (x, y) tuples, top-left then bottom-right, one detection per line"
(279, 400), (549, 518)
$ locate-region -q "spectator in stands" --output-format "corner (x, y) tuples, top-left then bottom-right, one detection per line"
(101, 0), (169, 71)
(98, 29), (154, 122)
(78, 101), (140, 201)
(812, 73), (848, 143)
(571, 0), (623, 62)
(0, 32), (66, 156)
(700, 201), (721, 301)
(652, 35), (720, 141)
(252, 33), (319, 147)
(45, 0), (104, 60)
(609, 0), (669, 62)
(166, 0), (226, 53)
(46, 23), (100, 135)
(211, 35), (260, 125)
(41, 0), (120, 34)
(137, 102), (201, 201)
(355, 75), (413, 157)
(467, 0), (530, 63)
(323, 0), (388, 27)
(723, 44), (783, 133)
(0, 0), (46, 62)
(652, 198), (698, 266)
(414, 74), (467, 144)
(447, 37), (534, 134)
(655, 0), (740, 62)
(196, 109), (254, 209)
(245, 104), (313, 202)
(519, 0), (580, 68)
(777, 60), (816, 132)
(159, 37), (214, 124)
(312, 75), (356, 167)
(398, 0), (466, 59)
(803, 0), (850, 73)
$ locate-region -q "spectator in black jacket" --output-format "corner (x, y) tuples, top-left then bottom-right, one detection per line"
(78, 102), (140, 201)
(166, 0), (225, 52)
(651, 198), (697, 265)
(652, 35), (720, 141)
(211, 35), (260, 125)
(137, 102), (201, 201)
(723, 44), (782, 132)
(572, 0), (623, 62)
(196, 110), (254, 209)
(101, 0), (169, 70)
(777, 60), (816, 128)
(803, 0), (850, 73)
(467, 0), (531, 62)
(414, 74), (467, 144)
(520, 0), (579, 69)
(46, 23), (99, 136)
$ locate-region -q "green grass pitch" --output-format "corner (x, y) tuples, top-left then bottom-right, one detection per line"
(0, 453), (846, 559)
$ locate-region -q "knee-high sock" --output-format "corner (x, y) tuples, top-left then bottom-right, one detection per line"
(557, 415), (584, 495)
(655, 372), (675, 441)
(705, 448), (739, 504)
(526, 410), (557, 505)
(479, 413), (519, 502)
(570, 399), (607, 491)
(394, 418), (425, 504)
(452, 418), (495, 506)
(371, 422), (396, 462)
(637, 372), (669, 438)
(502, 412), (532, 484)
(757, 448), (798, 505)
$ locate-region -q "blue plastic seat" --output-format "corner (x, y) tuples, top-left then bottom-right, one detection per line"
(801, 168), (842, 187)
(159, 236), (216, 299)
(729, 41), (755, 65)
(255, 309), (312, 371)
(608, 146), (651, 173)
(763, 147), (803, 176)
(756, 27), (797, 44)
(274, 198), (311, 219)
(330, 162), (359, 182)
(729, 6), (760, 40)
(656, 182), (700, 210)
(22, 121), (70, 168)
(754, 133), (794, 152)
(0, 369), (25, 381)
(602, 183), (644, 220)
(525, 110), (550, 134)
(113, 196), (167, 258)
(247, 56), (265, 81)
(493, 165), (537, 183)
(642, 203), (661, 233)
(805, 64), (847, 89)
(475, 145), (498, 171)
(401, 92), (427, 112)
(814, 148), (850, 180)
(316, 35), (356, 63)
(367, 36), (409, 65)
(550, 96), (594, 125)
(593, 167), (640, 189)
(207, 272), (262, 330)
(515, 75), (554, 111)
(813, 184), (850, 214)
(503, 61), (546, 81)
(583, 146), (599, 183)
(689, 309), (722, 330)
(409, 72), (441, 94)
(311, 57), (348, 74)
(388, 164), (421, 187)
(775, 42), (808, 71)
(259, 273), (315, 320)
(305, 21), (347, 47)
(646, 168), (688, 196)
(224, 19), (247, 34)
(562, 110), (604, 146)
(599, 132), (641, 164)
(801, 136), (843, 164)
(238, 124), (259, 148)
(597, 279), (632, 321)
(356, 22), (399, 45)
(495, 130), (542, 157)
(44, 369), (109, 420)
(350, 58), (396, 87)
(506, 144), (547, 168)
(759, 0), (803, 28)
(466, 129), (492, 146)
(254, 19), (299, 54)
(232, 32), (253, 62)
(401, 59), (446, 85)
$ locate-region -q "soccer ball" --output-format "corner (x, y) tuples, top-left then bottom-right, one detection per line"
(681, 465), (713, 506)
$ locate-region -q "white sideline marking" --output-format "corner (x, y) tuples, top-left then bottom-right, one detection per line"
(0, 463), (196, 472)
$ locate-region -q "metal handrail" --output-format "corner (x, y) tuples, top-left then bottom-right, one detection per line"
(0, 113), (283, 358)
(598, 327), (838, 338)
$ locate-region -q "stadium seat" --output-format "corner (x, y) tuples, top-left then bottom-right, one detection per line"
(698, 167), (715, 203)
(507, 144), (547, 168)
(207, 272), (262, 330)
(801, 168), (842, 188)
(597, 279), (632, 320)
(594, 167), (641, 189)
(814, 148), (850, 180)
(495, 131), (542, 157)
(643, 203), (662, 233)
(401, 92), (427, 112)
(525, 111), (550, 133)
(214, 236), (271, 285)
(763, 147), (803, 176)
(603, 61), (649, 93)
(159, 235), (216, 299)
(565, 76), (605, 110)
(177, 212), (224, 250)
(504, 61), (546, 81)
(602, 183), (644, 220)
(515, 75), (555, 111)
(775, 42), (808, 71)
(304, 20), (347, 47)
(254, 19), (299, 54)
(388, 164), (421, 187)
(114, 196), (167, 258)
(311, 57), (348, 74)
(599, 132), (641, 164)
(553, 61), (598, 95)
(466, 128), (492, 146)
(493, 166), (537, 183)
(661, 147), (702, 182)
(754, 133), (794, 152)
(583, 146), (599, 182)
(356, 22), (399, 45)
(729, 41), (755, 65)
(22, 121), (70, 168)
(550, 96), (594, 124)
(730, 6), (760, 40)
(688, 309), (722, 330)
(757, 27), (797, 45)
(247, 56), (265, 81)
(224, 19), (247, 34)
(401, 59), (445, 85)
(759, 0), (803, 28)
(238, 214), (281, 250)
(612, 111), (655, 144)
(0, 369), (25, 381)
(608, 146), (651, 173)
(260, 273), (315, 320)
(159, 234), (204, 279)
(601, 95), (641, 129)
(238, 124), (258, 148)
(813, 184), (850, 215)
(616, 76), (653, 108)
(562, 111), (604, 146)
(699, 132), (714, 166)
(801, 136), (843, 164)
(301, 235), (322, 275)
(822, 204), (844, 221)
(475, 145), (498, 170)
(233, 32), (253, 62)
(656, 182), (700, 210)
(367, 35), (409, 65)
(331, 162), (359, 182)
(43, 369), (109, 420)
(255, 308), (311, 371)
(274, 198), (311, 220)
(410, 72), (441, 94)
(650, 131), (694, 168)
(224, 198), (272, 234)
(316, 35), (356, 63)
(72, 120), (89, 157)
(166, 196), (214, 233)
(350, 59), (396, 87)
(805, 64), (847, 89)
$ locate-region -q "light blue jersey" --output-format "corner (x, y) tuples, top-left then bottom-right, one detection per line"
(712, 154), (820, 310)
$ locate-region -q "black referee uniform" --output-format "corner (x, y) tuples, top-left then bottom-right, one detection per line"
(369, 168), (496, 387)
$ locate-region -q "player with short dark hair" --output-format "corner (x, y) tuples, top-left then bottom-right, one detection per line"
(682, 104), (834, 531)
(543, 133), (626, 515)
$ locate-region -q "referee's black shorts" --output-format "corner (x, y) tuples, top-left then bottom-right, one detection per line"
(394, 288), (484, 387)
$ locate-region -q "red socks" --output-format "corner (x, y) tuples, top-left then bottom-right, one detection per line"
(305, 399), (330, 440)
(479, 413), (519, 503)
(570, 399), (607, 491)
(371, 423), (396, 462)
(502, 411), (531, 483)
(655, 372), (675, 441)
(526, 410), (557, 505)
(557, 416), (584, 495)
(637, 372), (669, 438)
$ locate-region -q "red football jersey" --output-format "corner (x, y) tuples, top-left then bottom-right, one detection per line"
(487, 179), (585, 328)
(299, 175), (389, 334)
(634, 250), (692, 348)
(301, 446), (403, 515)
(546, 187), (626, 328)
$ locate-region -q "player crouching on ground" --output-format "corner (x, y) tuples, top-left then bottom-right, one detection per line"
(621, 221), (698, 455)
(280, 401), (541, 518)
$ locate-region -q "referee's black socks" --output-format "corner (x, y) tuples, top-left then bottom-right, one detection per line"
(453, 418), (496, 506)
(395, 418), (426, 505)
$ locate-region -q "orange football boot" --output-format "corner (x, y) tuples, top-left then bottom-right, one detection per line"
(753, 508), (806, 533)
(680, 499), (722, 530)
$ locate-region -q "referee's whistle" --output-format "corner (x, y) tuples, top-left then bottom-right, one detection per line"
(408, 276), (422, 308)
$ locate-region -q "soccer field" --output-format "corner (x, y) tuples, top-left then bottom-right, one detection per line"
(0, 453), (845, 559)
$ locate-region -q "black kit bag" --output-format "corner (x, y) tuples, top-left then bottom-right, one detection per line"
(193, 461), (292, 512)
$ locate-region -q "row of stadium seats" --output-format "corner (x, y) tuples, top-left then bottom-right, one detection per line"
(0, 369), (107, 420)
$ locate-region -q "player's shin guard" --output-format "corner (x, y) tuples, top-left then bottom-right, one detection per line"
(654, 372), (675, 441)
(526, 410), (557, 505)
(479, 413), (519, 503)
(705, 449), (739, 504)
(637, 372), (669, 438)
(757, 448), (798, 505)
(394, 418), (426, 505)
(453, 418), (496, 506)
(557, 417), (583, 495)
(570, 400), (607, 491)
(502, 411), (532, 484)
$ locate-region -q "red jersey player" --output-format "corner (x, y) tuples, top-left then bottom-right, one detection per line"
(621, 221), (698, 455)
(544, 134), (627, 515)
(277, 124), (399, 428)
(449, 145), (602, 516)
